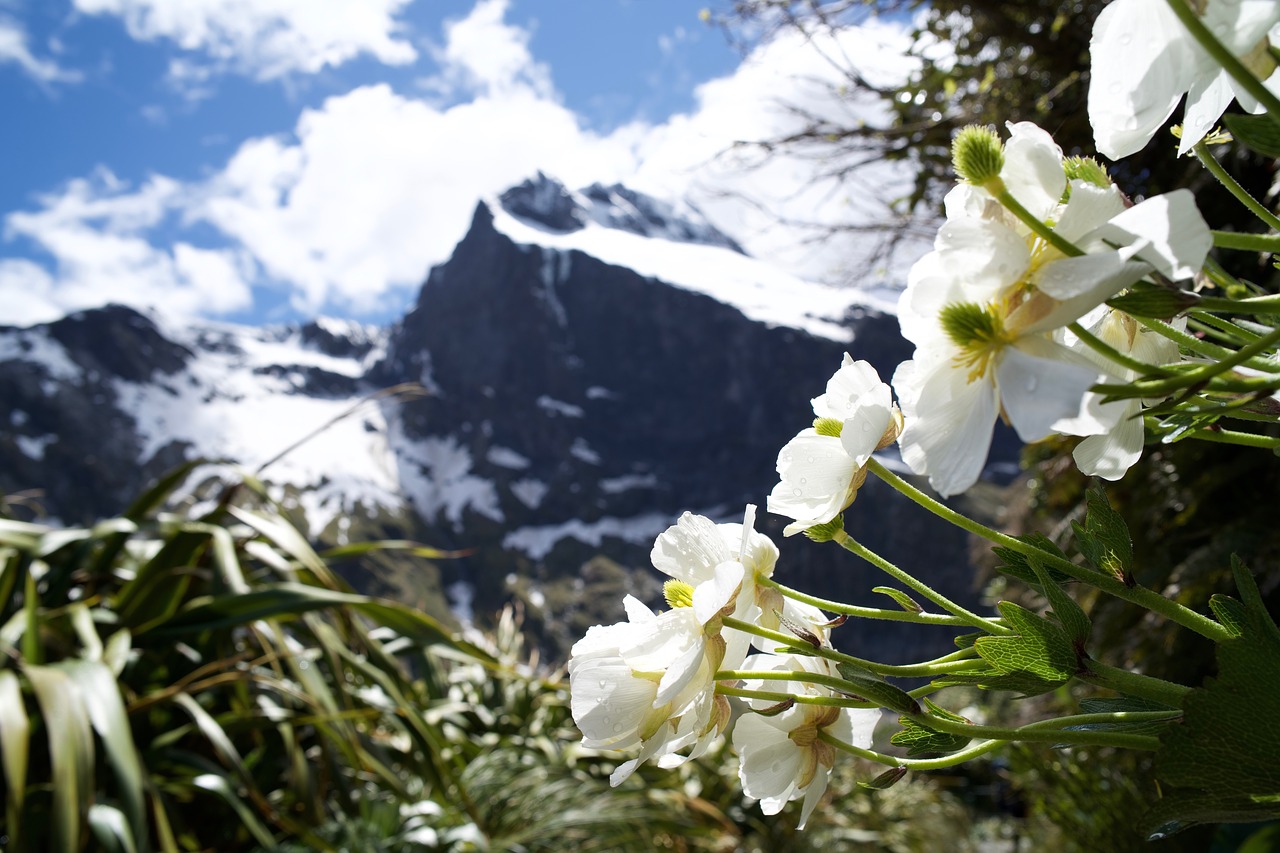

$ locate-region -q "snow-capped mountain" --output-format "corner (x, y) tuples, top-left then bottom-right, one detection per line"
(0, 174), (1013, 661)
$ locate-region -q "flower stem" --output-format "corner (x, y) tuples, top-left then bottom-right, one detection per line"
(1078, 659), (1191, 707)
(757, 574), (989, 627)
(715, 683), (875, 709)
(720, 616), (984, 677)
(907, 709), (1164, 750)
(832, 531), (1009, 635)
(989, 182), (1083, 257)
(1186, 427), (1280, 449)
(865, 457), (1234, 643)
(1194, 141), (1280, 232)
(1211, 230), (1280, 253)
(818, 728), (1006, 769)
(1068, 321), (1175, 376)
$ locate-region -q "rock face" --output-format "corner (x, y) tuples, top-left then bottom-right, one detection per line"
(0, 175), (1016, 664)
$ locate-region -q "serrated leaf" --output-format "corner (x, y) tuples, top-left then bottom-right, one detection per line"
(1027, 555), (1091, 647)
(991, 532), (1073, 586)
(1146, 559), (1280, 833)
(1209, 594), (1246, 637)
(972, 601), (1079, 697)
(834, 663), (919, 714)
(1071, 483), (1133, 584)
(953, 632), (981, 649)
(872, 586), (923, 613)
(1224, 112), (1280, 158)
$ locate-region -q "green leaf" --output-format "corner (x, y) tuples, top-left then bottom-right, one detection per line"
(62, 660), (149, 853)
(834, 663), (920, 714)
(1209, 594), (1247, 637)
(191, 773), (278, 850)
(1224, 112), (1280, 158)
(1071, 482), (1133, 584)
(971, 601), (1079, 697)
(88, 803), (139, 853)
(153, 582), (495, 663)
(1027, 555), (1091, 647)
(319, 539), (470, 561)
(872, 586), (923, 614)
(1146, 559), (1280, 834)
(26, 663), (95, 853)
(0, 669), (30, 842)
(891, 700), (971, 757)
(1065, 697), (1177, 738)
(991, 532), (1072, 586)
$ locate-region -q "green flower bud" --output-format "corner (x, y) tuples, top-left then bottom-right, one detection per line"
(813, 417), (843, 437)
(1062, 156), (1112, 200)
(952, 125), (1005, 186)
(663, 579), (695, 609)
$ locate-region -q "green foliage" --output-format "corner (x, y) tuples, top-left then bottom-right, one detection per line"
(891, 700), (971, 757)
(0, 466), (732, 852)
(1147, 562), (1280, 836)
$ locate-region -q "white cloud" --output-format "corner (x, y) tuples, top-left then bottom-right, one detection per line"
(0, 17), (83, 85)
(421, 0), (552, 100)
(72, 0), (418, 81)
(2, 170), (253, 325)
(1, 2), (929, 324)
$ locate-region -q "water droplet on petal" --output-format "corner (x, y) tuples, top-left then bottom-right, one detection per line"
(1118, 33), (1132, 45)
(806, 455), (815, 463)
(792, 488), (803, 497)
(861, 420), (872, 433)
(1026, 375), (1038, 392)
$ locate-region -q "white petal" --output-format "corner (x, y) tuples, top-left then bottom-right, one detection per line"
(692, 561), (744, 625)
(1002, 121), (1066, 220)
(933, 217), (1030, 298)
(1090, 189), (1211, 280)
(839, 394), (894, 465)
(1030, 251), (1149, 303)
(767, 431), (858, 532)
(651, 512), (732, 584)
(736, 728), (803, 802)
(570, 659), (655, 748)
(797, 766), (831, 830)
(998, 342), (1104, 442)
(812, 356), (886, 420)
(1055, 181), (1128, 244)
(896, 360), (998, 497)
(1088, 0), (1198, 159)
(1179, 69), (1235, 154)
(1073, 403), (1145, 480)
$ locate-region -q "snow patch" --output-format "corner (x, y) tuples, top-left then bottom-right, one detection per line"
(502, 512), (673, 560)
(510, 478), (548, 509)
(536, 395), (584, 418)
(599, 473), (658, 494)
(394, 431), (503, 529)
(0, 329), (82, 382)
(569, 438), (600, 465)
(486, 446), (530, 469)
(447, 579), (475, 627)
(585, 386), (616, 400)
(15, 434), (56, 460)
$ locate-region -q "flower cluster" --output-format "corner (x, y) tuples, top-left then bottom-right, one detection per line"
(569, 0), (1280, 833)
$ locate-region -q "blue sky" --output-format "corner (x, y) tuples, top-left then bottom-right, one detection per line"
(0, 0), (919, 327)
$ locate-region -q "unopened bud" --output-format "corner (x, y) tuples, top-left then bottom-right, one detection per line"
(952, 125), (1005, 186)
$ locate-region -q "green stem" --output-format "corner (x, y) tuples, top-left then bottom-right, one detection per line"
(757, 574), (987, 627)
(1195, 142), (1280, 232)
(1090, 325), (1280, 398)
(1186, 427), (1280, 449)
(1189, 310), (1263, 345)
(1079, 659), (1192, 707)
(1211, 230), (1280, 253)
(1164, 0), (1280, 131)
(819, 728), (1007, 770)
(908, 710), (1162, 750)
(720, 616), (983, 678)
(715, 684), (874, 709)
(1196, 293), (1280, 314)
(1068, 321), (1174, 377)
(865, 458), (1234, 643)
(832, 532), (1009, 635)
(990, 182), (1083, 257)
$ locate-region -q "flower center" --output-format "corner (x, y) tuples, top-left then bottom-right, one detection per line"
(939, 301), (1011, 382)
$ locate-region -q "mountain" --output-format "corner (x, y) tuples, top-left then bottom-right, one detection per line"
(0, 174), (1015, 663)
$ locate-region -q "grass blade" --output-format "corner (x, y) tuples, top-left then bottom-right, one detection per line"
(25, 663), (95, 853)
(0, 669), (30, 844)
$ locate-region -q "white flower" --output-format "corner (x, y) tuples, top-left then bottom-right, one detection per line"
(768, 355), (900, 535)
(893, 178), (1210, 496)
(1070, 310), (1182, 480)
(569, 595), (729, 786)
(733, 654), (879, 829)
(651, 505), (779, 666)
(1089, 0), (1280, 159)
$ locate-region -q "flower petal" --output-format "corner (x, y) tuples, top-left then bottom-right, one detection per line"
(998, 341), (1104, 442)
(895, 358), (998, 497)
(1002, 121), (1066, 220)
(1090, 189), (1210, 281)
(1073, 402), (1145, 480)
(651, 512), (733, 584)
(767, 431), (858, 533)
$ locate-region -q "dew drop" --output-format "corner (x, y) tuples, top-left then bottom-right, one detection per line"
(1118, 32), (1132, 45)
(612, 723), (625, 734)
(1026, 375), (1038, 392)
(792, 488), (803, 497)
(806, 455), (815, 463)
(598, 679), (609, 690)
(799, 477), (807, 485)
(861, 420), (872, 433)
